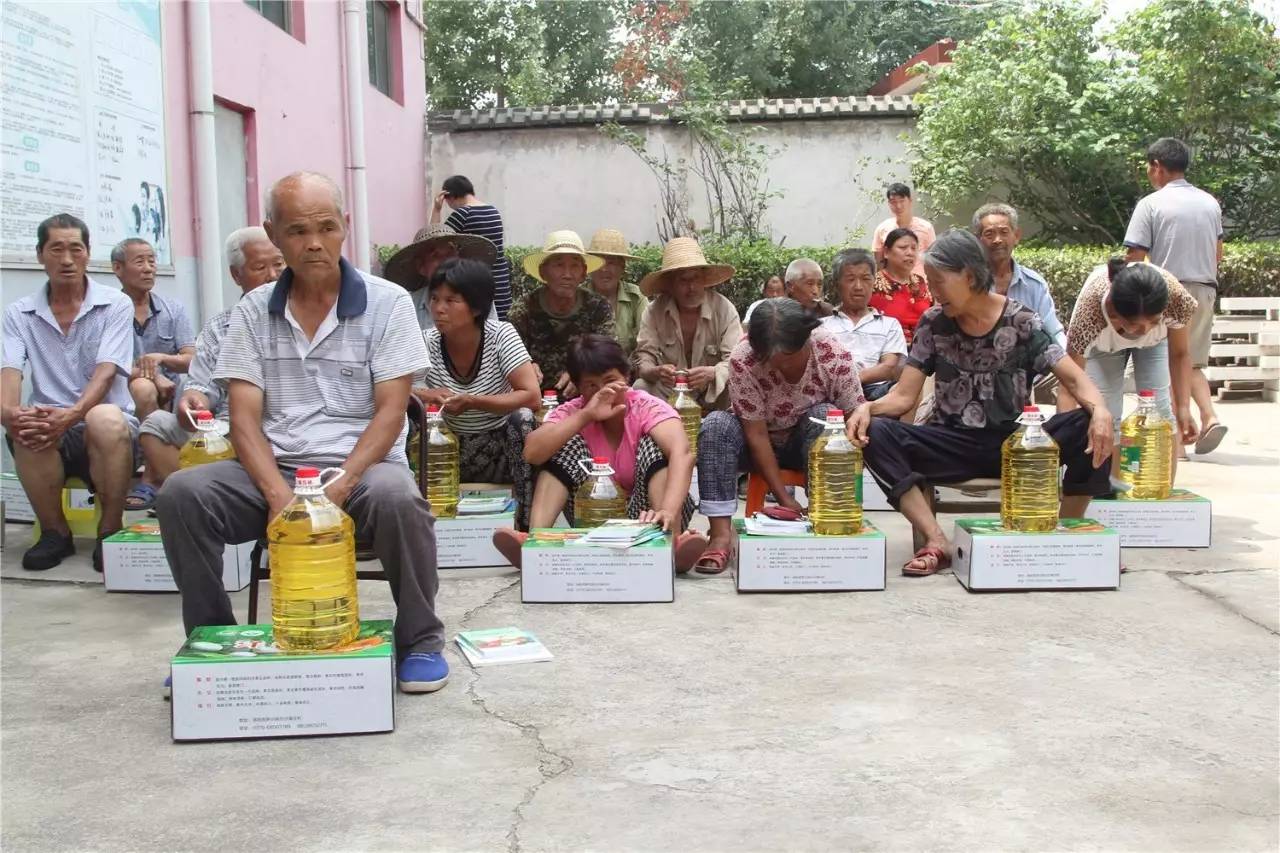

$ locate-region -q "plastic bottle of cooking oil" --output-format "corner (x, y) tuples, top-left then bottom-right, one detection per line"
(406, 418), (421, 480)
(535, 390), (559, 426)
(669, 372), (702, 456)
(574, 456), (627, 528)
(268, 467), (359, 651)
(1118, 389), (1173, 499)
(178, 411), (236, 468)
(424, 404), (459, 518)
(807, 408), (862, 535)
(1000, 406), (1060, 531)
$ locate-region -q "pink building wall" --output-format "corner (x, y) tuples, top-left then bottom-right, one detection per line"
(161, 0), (426, 275)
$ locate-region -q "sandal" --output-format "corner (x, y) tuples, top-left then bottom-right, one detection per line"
(125, 482), (159, 511)
(492, 528), (528, 570)
(673, 531), (709, 574)
(1194, 422), (1228, 455)
(693, 547), (732, 575)
(903, 545), (950, 577)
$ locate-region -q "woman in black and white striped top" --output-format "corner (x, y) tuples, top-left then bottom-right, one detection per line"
(432, 175), (513, 320)
(413, 258), (541, 524)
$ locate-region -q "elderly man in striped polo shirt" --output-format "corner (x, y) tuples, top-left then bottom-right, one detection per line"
(2, 213), (139, 572)
(156, 172), (449, 695)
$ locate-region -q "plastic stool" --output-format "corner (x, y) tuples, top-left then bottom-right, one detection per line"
(32, 478), (107, 539)
(744, 469), (808, 517)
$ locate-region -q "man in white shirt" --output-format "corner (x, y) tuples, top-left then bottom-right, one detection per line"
(1124, 137), (1227, 455)
(821, 249), (907, 400)
(872, 183), (936, 279)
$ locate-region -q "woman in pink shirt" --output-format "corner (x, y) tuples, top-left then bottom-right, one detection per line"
(492, 335), (708, 571)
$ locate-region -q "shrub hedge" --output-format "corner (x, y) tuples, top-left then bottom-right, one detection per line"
(377, 239), (1279, 315)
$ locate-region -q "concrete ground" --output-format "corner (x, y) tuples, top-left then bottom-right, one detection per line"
(2, 400), (1277, 851)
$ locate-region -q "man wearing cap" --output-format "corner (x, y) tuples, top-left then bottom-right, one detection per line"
(382, 224), (498, 332)
(632, 237), (743, 412)
(155, 171), (449, 696)
(509, 230), (615, 400)
(582, 229), (649, 355)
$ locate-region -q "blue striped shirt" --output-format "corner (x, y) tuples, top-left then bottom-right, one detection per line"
(214, 259), (428, 468)
(446, 205), (512, 319)
(130, 290), (196, 382)
(184, 307), (235, 416)
(3, 276), (137, 421)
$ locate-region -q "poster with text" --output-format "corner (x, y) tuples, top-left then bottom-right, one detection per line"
(1, 0), (170, 266)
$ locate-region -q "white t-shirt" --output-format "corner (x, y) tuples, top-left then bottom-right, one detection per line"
(821, 308), (908, 372)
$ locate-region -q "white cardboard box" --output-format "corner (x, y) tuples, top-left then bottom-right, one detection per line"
(437, 512), (514, 568)
(1, 472), (34, 522)
(521, 529), (673, 603)
(735, 518), (886, 592)
(1087, 490), (1211, 548)
(102, 522), (253, 592)
(170, 621), (394, 742)
(953, 518), (1121, 592)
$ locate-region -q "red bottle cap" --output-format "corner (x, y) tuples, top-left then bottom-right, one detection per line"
(426, 404), (441, 413)
(1023, 405), (1040, 413)
(296, 467), (320, 478)
(592, 456), (609, 464)
(195, 411), (213, 421)
(1138, 389), (1155, 398)
(827, 409), (843, 418)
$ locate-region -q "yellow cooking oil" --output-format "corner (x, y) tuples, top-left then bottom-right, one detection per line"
(424, 404), (459, 518)
(1118, 389), (1173, 499)
(807, 408), (862, 535)
(268, 467), (359, 651)
(1000, 405), (1060, 532)
(178, 411), (236, 468)
(669, 373), (702, 456)
(574, 456), (627, 528)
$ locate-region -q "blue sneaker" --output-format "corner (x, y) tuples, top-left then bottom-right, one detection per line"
(162, 674), (171, 701)
(398, 652), (449, 693)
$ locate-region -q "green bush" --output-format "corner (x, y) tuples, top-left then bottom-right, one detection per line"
(495, 239), (1280, 315)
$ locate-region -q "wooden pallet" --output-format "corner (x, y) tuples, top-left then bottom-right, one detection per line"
(1209, 298), (1280, 402)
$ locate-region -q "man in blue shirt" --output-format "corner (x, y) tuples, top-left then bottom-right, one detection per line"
(111, 238), (195, 422)
(972, 203), (1067, 348)
(2, 214), (139, 572)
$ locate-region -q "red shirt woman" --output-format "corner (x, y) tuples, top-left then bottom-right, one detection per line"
(870, 227), (932, 343)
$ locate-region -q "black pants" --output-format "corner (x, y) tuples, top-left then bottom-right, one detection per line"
(862, 408), (1109, 510)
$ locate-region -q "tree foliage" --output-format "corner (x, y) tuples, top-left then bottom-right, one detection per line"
(910, 0), (1280, 243)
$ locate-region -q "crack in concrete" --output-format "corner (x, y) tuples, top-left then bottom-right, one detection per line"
(455, 576), (575, 853)
(1168, 573), (1279, 636)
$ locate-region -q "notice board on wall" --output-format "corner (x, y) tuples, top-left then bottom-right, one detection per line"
(1, 0), (171, 267)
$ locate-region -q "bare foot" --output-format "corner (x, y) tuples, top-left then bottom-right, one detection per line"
(903, 536), (951, 576)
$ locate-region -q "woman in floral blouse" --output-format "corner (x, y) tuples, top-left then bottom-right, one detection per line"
(871, 227), (933, 343)
(845, 230), (1115, 576)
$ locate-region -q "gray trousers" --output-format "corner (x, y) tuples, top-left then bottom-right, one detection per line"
(155, 460), (444, 655)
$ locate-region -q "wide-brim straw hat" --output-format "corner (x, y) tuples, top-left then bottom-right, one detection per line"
(384, 225), (497, 292)
(521, 230), (604, 283)
(638, 237), (735, 297)
(587, 228), (639, 260)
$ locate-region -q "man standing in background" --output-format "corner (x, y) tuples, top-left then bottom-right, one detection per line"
(1124, 137), (1227, 455)
(872, 183), (935, 279)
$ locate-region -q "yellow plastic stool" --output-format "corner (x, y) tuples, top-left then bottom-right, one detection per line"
(32, 478), (105, 539)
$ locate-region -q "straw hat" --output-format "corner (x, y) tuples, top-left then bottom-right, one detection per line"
(586, 228), (639, 260)
(521, 230), (604, 283)
(383, 224), (497, 292)
(638, 237), (735, 297)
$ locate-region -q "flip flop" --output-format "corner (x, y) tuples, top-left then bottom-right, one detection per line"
(674, 531), (709, 574)
(492, 528), (528, 570)
(1194, 423), (1228, 455)
(903, 545), (950, 577)
(125, 482), (159, 511)
(693, 547), (732, 575)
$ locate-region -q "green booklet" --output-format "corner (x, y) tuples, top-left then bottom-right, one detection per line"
(172, 621), (394, 663)
(956, 518), (1115, 536)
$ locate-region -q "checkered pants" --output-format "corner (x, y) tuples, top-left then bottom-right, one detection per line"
(545, 433), (696, 529)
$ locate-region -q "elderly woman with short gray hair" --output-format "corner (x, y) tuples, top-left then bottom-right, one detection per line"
(693, 298), (866, 573)
(844, 229), (1116, 577)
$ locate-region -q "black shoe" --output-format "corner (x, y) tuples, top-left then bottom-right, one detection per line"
(92, 539), (105, 574)
(22, 532), (75, 571)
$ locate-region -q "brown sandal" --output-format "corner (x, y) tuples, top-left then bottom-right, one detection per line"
(903, 546), (950, 577)
(693, 547), (732, 575)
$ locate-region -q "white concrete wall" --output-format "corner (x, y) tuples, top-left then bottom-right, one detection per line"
(425, 116), (973, 249)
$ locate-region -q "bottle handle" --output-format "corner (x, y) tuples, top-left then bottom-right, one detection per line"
(577, 458), (615, 477)
(318, 467), (346, 489)
(185, 409), (201, 430)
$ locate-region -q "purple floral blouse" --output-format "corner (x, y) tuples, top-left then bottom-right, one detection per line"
(906, 299), (1066, 432)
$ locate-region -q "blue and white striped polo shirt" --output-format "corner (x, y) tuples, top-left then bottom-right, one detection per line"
(2, 276), (137, 422)
(131, 290), (196, 382)
(184, 306), (235, 417)
(214, 258), (428, 468)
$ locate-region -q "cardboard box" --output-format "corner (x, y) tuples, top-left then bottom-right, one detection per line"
(170, 620), (394, 742)
(953, 518), (1120, 592)
(437, 511), (515, 569)
(1, 472), (34, 522)
(521, 529), (673, 603)
(862, 471), (891, 511)
(102, 522), (253, 592)
(1087, 490), (1211, 548)
(735, 518), (886, 592)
